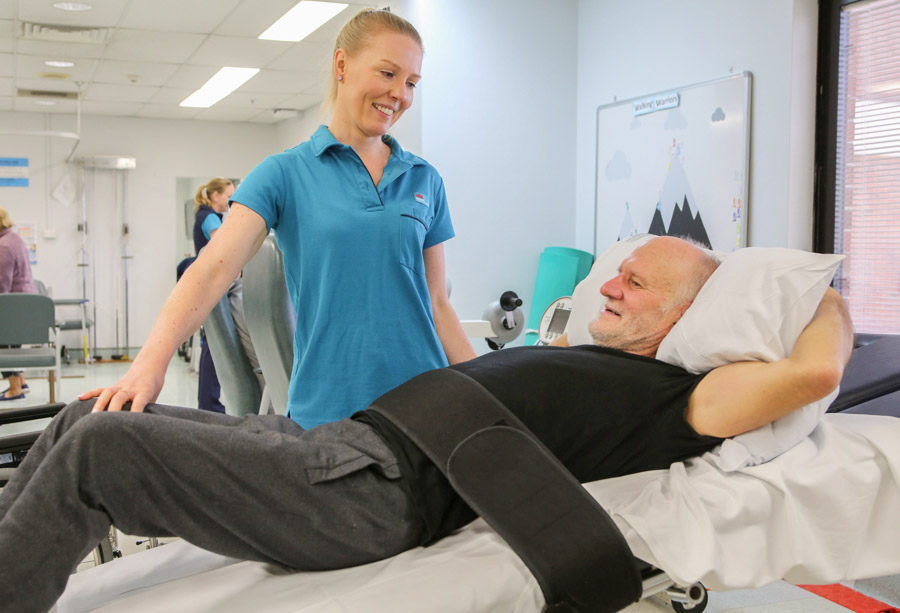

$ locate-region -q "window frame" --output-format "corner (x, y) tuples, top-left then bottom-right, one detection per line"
(812, 0), (858, 254)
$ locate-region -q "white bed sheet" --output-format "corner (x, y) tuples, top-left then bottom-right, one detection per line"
(57, 413), (900, 613)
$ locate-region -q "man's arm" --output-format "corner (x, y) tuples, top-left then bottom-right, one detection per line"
(686, 288), (854, 439)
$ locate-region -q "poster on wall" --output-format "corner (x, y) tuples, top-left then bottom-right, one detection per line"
(17, 223), (37, 264)
(594, 73), (751, 254)
(0, 158), (29, 187)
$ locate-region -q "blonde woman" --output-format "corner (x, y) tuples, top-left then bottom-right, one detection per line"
(84, 9), (474, 427)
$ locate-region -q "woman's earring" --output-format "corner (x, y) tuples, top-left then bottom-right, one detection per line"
(336, 75), (343, 81)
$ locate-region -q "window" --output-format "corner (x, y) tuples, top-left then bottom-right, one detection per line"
(816, 0), (900, 333)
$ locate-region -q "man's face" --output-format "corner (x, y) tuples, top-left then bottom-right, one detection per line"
(588, 239), (692, 357)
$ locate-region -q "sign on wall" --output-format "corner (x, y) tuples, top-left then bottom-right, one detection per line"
(594, 73), (752, 254)
(0, 158), (29, 187)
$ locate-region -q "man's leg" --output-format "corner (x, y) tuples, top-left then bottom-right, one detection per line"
(0, 399), (243, 520)
(0, 407), (421, 613)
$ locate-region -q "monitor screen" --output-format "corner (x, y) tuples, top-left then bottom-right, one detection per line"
(547, 307), (571, 334)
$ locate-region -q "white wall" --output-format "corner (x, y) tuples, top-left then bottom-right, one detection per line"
(1, 0), (821, 356)
(0, 111), (278, 351)
(411, 0), (580, 345)
(575, 0), (819, 252)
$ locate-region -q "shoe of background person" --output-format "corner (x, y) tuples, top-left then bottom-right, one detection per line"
(0, 392), (26, 401)
(0, 383), (29, 395)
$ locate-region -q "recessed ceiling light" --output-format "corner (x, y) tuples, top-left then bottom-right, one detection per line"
(52, 2), (93, 11)
(35, 100), (58, 106)
(259, 1), (348, 42)
(45, 60), (76, 68)
(180, 67), (260, 108)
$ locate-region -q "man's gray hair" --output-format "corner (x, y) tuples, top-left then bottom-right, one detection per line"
(663, 237), (721, 313)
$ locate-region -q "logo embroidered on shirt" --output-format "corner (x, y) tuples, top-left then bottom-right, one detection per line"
(415, 193), (429, 207)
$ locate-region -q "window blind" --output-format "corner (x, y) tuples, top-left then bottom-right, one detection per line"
(834, 0), (900, 333)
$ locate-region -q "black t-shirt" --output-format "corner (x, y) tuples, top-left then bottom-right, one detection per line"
(354, 345), (722, 545)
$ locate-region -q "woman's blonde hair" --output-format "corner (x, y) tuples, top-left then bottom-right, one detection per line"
(0, 206), (13, 230)
(194, 177), (233, 214)
(322, 8), (423, 114)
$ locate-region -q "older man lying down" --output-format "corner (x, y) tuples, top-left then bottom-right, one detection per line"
(0, 237), (853, 613)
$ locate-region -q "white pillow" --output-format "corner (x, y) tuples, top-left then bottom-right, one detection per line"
(566, 240), (844, 470)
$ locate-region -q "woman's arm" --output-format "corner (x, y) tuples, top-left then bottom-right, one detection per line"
(81, 204), (268, 413)
(686, 288), (854, 438)
(424, 244), (477, 364)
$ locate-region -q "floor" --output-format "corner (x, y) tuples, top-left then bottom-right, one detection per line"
(0, 359), (885, 612)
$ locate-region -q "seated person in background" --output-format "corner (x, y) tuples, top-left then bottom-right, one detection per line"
(0, 206), (38, 401)
(0, 237), (853, 613)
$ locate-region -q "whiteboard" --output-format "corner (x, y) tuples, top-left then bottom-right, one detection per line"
(594, 72), (751, 254)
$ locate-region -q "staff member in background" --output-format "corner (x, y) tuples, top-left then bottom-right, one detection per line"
(191, 177), (260, 413)
(0, 206), (38, 401)
(191, 177), (232, 413)
(83, 9), (475, 425)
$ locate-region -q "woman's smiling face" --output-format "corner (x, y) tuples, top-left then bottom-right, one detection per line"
(333, 28), (422, 139)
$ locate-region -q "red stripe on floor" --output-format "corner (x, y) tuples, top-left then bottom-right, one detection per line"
(799, 583), (900, 613)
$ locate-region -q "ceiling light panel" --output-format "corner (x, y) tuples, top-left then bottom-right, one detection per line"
(259, 1), (348, 42)
(180, 67), (260, 108)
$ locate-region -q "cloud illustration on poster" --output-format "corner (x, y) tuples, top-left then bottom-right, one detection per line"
(605, 150), (632, 180)
(664, 109), (688, 130)
(712, 107), (726, 122)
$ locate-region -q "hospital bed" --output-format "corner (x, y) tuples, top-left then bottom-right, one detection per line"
(40, 336), (899, 612)
(10, 238), (900, 612)
(36, 324), (900, 612)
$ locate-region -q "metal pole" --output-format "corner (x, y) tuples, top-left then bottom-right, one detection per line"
(121, 170), (131, 360)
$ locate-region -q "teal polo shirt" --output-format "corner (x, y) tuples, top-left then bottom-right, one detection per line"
(232, 125), (453, 428)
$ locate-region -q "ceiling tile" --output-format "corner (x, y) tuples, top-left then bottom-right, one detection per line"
(250, 112), (284, 124)
(215, 0), (300, 37)
(163, 65), (220, 89)
(194, 106), (261, 122)
(217, 90), (293, 109)
(0, 77), (12, 96)
(147, 87), (195, 105)
(240, 69), (323, 94)
(93, 60), (179, 87)
(105, 29), (206, 64)
(78, 100), (143, 116)
(0, 20), (13, 52)
(135, 104), (202, 121)
(12, 97), (79, 113)
(15, 54), (98, 82)
(84, 83), (159, 103)
(0, 96), (11, 111)
(263, 40), (331, 72)
(0, 52), (12, 75)
(272, 92), (322, 111)
(15, 39), (107, 60)
(18, 0), (130, 28)
(0, 4), (13, 20)
(187, 35), (291, 68)
(118, 0), (241, 34)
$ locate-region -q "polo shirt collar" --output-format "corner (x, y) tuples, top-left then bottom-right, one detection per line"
(310, 125), (426, 167)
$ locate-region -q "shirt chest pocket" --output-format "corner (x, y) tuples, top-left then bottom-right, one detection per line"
(399, 201), (433, 275)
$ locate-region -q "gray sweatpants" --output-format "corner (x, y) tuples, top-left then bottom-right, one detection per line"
(0, 400), (423, 613)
